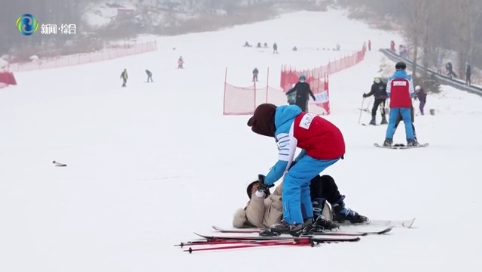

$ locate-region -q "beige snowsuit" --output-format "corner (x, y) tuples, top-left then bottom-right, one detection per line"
(232, 183), (284, 228)
(233, 181), (333, 228)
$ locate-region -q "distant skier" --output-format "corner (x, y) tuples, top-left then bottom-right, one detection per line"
(465, 62), (471, 86)
(414, 85), (426, 115)
(363, 76), (388, 125)
(445, 62), (456, 79)
(382, 62), (417, 147)
(368, 40), (371, 51)
(120, 69), (128, 87)
(252, 67), (259, 82)
(273, 43), (278, 54)
(146, 69), (153, 82)
(178, 56), (184, 69)
(286, 74), (316, 112)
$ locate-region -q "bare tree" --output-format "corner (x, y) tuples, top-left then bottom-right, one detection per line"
(397, 0), (428, 80)
(452, 0), (482, 76)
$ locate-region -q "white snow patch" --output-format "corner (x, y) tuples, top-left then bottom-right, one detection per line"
(0, 58), (8, 69)
(1, 9), (481, 272)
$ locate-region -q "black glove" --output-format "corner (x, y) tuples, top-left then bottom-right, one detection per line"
(258, 174), (265, 183)
(257, 174), (273, 191)
(362, 93), (367, 98)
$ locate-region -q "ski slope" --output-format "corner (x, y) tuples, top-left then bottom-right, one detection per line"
(1, 9), (481, 272)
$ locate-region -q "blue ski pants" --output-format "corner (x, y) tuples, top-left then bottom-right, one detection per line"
(282, 155), (340, 224)
(385, 108), (414, 139)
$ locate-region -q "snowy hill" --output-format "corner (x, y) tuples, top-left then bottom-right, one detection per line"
(1, 8), (481, 272)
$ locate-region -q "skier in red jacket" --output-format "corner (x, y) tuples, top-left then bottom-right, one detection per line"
(247, 103), (351, 234)
(383, 62), (416, 147)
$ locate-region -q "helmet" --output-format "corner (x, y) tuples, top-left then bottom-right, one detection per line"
(299, 74), (306, 80)
(415, 85), (421, 91)
(246, 180), (270, 199)
(395, 62), (406, 70)
(374, 76), (381, 83)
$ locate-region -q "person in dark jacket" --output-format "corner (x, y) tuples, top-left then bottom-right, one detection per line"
(445, 62), (457, 79)
(252, 68), (259, 82)
(466, 62), (471, 86)
(120, 69), (128, 87)
(414, 85), (426, 115)
(273, 43), (278, 54)
(145, 69), (153, 82)
(363, 76), (388, 125)
(286, 74), (316, 112)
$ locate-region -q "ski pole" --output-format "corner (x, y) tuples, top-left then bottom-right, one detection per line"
(358, 98), (365, 124)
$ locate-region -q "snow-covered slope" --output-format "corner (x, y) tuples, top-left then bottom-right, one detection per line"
(1, 8), (481, 272)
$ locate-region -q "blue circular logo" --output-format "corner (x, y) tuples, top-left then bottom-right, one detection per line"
(16, 14), (39, 36)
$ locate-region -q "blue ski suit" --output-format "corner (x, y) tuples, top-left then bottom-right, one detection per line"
(385, 70), (415, 140)
(263, 105), (341, 225)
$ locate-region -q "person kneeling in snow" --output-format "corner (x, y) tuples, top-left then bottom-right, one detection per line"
(232, 172), (367, 233)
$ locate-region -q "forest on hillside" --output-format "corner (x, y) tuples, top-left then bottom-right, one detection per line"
(1, 0), (481, 77)
(0, 0), (306, 57)
(338, 0), (482, 77)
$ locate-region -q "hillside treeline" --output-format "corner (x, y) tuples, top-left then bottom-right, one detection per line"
(338, 0), (482, 77)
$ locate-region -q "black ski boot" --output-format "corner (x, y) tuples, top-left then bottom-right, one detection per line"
(312, 215), (339, 231)
(310, 198), (339, 231)
(383, 138), (393, 147)
(269, 220), (303, 236)
(381, 115), (388, 124)
(407, 138), (419, 147)
(332, 196), (368, 224)
(312, 198), (325, 218)
(369, 116), (376, 125)
(298, 218), (315, 235)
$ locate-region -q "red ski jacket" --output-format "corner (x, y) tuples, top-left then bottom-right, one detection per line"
(293, 113), (345, 160)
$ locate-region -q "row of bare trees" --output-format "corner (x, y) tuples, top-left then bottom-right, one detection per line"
(0, 0), (287, 55)
(338, 0), (482, 80)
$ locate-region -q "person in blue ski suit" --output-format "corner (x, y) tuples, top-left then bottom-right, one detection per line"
(247, 103), (346, 233)
(383, 62), (417, 147)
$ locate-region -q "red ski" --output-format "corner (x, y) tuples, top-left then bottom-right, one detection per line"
(212, 225), (393, 236)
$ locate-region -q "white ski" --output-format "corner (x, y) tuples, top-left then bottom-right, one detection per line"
(340, 218), (416, 228)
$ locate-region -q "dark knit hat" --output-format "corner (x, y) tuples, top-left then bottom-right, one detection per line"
(247, 103), (277, 137)
(395, 62), (406, 70)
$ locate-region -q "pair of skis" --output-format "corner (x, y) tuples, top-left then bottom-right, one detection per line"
(374, 143), (429, 149)
(177, 232), (360, 253)
(176, 218), (415, 253)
